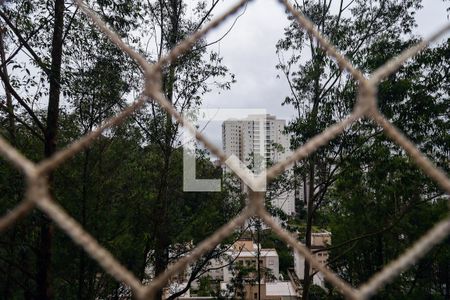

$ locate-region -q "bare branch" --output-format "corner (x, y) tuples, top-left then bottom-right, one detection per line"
(0, 103), (44, 141)
(0, 10), (51, 76)
(0, 68), (45, 132)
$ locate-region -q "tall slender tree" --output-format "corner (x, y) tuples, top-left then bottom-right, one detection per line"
(1, 1), (237, 299)
(276, 0), (423, 298)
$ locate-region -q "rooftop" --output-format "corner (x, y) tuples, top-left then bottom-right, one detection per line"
(226, 248), (278, 258)
(266, 281), (298, 296)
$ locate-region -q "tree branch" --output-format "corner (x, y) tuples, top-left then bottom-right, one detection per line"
(313, 195), (441, 254)
(0, 10), (51, 76)
(193, 0), (220, 32)
(0, 103), (44, 141)
(0, 68), (45, 132)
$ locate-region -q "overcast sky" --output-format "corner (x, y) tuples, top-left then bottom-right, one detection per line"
(193, 0), (449, 150)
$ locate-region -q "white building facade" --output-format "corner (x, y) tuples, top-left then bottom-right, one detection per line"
(222, 114), (296, 216)
(222, 240), (280, 283)
(294, 230), (332, 290)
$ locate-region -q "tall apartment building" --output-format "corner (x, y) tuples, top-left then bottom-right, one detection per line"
(222, 114), (291, 165)
(222, 114), (297, 216)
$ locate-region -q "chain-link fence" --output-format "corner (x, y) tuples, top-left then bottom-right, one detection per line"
(0, 0), (449, 299)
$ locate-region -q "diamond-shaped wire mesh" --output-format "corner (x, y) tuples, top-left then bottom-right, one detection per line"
(0, 0), (449, 299)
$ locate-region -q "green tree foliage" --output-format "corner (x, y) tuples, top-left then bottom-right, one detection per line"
(322, 37), (450, 299)
(0, 0), (239, 299)
(276, 0), (449, 298)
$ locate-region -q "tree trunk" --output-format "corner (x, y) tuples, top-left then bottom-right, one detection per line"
(301, 43), (322, 299)
(36, 1), (64, 299)
(445, 262), (449, 300)
(78, 149), (90, 300)
(152, 2), (180, 299)
(257, 219), (261, 300)
(302, 162), (315, 300)
(153, 152), (171, 300)
(0, 26), (18, 300)
(0, 27), (15, 141)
